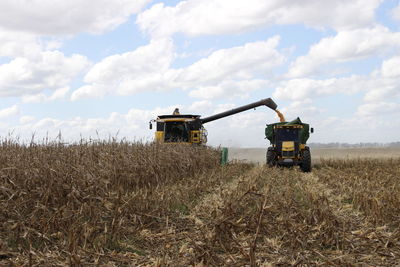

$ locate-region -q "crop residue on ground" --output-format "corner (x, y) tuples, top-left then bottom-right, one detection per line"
(0, 140), (399, 266)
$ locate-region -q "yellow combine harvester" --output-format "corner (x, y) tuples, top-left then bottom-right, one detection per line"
(149, 98), (278, 144)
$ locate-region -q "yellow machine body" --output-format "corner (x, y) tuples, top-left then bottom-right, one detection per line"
(150, 98), (279, 145)
(152, 115), (207, 145)
(281, 141), (295, 159)
(266, 119), (313, 172)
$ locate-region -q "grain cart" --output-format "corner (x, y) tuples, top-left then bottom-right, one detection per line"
(265, 118), (314, 172)
(150, 98), (278, 145)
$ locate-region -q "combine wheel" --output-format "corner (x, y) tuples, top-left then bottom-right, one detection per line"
(300, 148), (312, 172)
(266, 147), (277, 167)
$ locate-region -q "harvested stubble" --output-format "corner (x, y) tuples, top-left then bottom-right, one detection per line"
(314, 158), (400, 226)
(1, 143), (399, 266)
(140, 159), (400, 266)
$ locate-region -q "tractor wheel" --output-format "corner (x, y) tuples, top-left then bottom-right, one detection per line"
(300, 148), (312, 172)
(266, 147), (276, 167)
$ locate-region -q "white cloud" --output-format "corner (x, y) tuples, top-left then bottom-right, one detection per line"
(363, 56), (400, 102)
(0, 29), (82, 102)
(0, 105), (19, 119)
(50, 87), (70, 100)
(287, 26), (400, 78)
(273, 54), (400, 107)
(304, 113), (400, 143)
(381, 56), (400, 78)
(71, 38), (175, 100)
(137, 0), (381, 38)
(187, 100), (213, 112)
(189, 79), (268, 99)
(22, 87), (70, 103)
(273, 75), (366, 101)
(19, 115), (36, 124)
(279, 99), (322, 121)
(0, 30), (42, 58)
(0, 0), (151, 35)
(72, 37), (284, 100)
(0, 51), (89, 97)
(357, 102), (400, 117)
(178, 37), (284, 85)
(391, 4), (400, 21)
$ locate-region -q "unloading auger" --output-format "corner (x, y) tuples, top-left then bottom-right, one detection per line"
(149, 98), (278, 144)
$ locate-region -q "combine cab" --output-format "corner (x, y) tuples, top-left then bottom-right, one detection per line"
(265, 118), (314, 172)
(151, 114), (207, 144)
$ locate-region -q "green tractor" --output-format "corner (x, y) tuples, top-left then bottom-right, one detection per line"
(265, 118), (314, 172)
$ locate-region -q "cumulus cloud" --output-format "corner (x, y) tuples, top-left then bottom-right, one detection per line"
(362, 56), (400, 102)
(187, 100), (213, 112)
(287, 26), (400, 78)
(0, 28), (87, 101)
(22, 87), (70, 103)
(0, 0), (150, 102)
(178, 37), (284, 85)
(0, 30), (42, 58)
(305, 113), (400, 143)
(189, 79), (269, 100)
(19, 115), (36, 124)
(356, 102), (400, 117)
(71, 38), (175, 100)
(363, 56), (400, 102)
(72, 37), (283, 100)
(0, 0), (151, 35)
(273, 75), (367, 101)
(137, 0), (381, 38)
(0, 51), (89, 97)
(274, 65), (400, 105)
(392, 4), (400, 21)
(0, 105), (19, 119)
(279, 99), (322, 121)
(380, 56), (400, 78)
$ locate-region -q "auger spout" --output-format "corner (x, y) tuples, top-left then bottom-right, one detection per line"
(200, 98), (277, 124)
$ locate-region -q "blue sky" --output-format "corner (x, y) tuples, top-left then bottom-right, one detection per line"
(0, 0), (399, 146)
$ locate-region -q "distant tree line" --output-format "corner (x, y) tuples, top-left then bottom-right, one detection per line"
(309, 142), (400, 148)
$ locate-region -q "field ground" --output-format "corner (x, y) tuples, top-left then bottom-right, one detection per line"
(1, 143), (399, 266)
(228, 147), (400, 164)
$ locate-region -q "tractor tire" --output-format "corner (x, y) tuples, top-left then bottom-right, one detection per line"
(300, 148), (312, 172)
(266, 147), (276, 167)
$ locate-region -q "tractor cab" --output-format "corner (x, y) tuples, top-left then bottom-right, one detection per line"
(265, 117), (313, 172)
(273, 124), (303, 159)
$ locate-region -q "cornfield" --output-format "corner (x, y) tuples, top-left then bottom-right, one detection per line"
(0, 140), (399, 266)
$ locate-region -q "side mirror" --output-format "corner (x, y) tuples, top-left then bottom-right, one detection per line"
(149, 122), (153, 130)
(310, 127), (314, 133)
